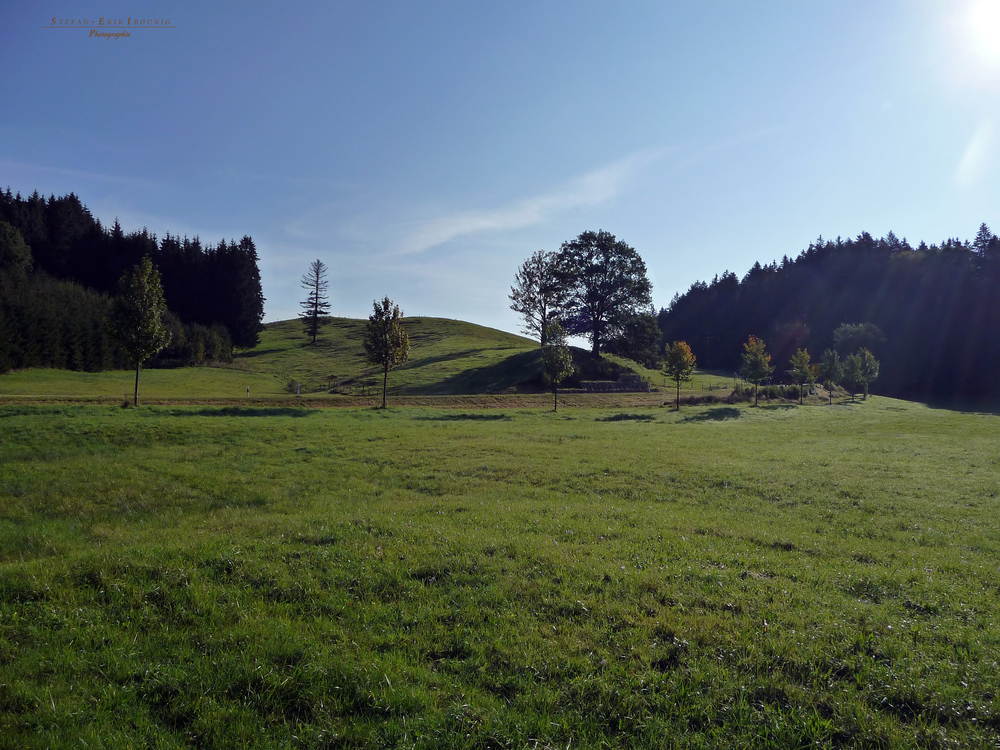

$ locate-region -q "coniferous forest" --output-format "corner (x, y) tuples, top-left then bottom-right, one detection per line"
(658, 228), (1000, 399)
(0, 189), (264, 373)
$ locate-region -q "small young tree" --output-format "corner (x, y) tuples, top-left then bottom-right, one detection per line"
(858, 347), (879, 399)
(540, 322), (574, 412)
(788, 348), (814, 404)
(363, 297), (410, 409)
(300, 259), (331, 344)
(842, 352), (864, 402)
(662, 340), (696, 410)
(740, 335), (773, 407)
(108, 256), (171, 406)
(819, 349), (842, 405)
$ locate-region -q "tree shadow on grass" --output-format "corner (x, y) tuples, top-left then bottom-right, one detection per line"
(597, 413), (656, 422)
(165, 407), (316, 418)
(922, 397), (1000, 415)
(418, 413), (512, 422)
(681, 407), (741, 423)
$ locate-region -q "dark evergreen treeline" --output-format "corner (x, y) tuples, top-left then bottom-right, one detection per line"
(0, 188), (265, 373)
(658, 228), (1000, 398)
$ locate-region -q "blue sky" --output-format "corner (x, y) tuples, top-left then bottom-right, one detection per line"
(2, 1), (999, 337)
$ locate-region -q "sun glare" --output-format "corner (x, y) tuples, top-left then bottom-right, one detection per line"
(963, 0), (1000, 75)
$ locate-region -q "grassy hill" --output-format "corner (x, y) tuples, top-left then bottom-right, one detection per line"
(0, 315), (736, 403)
(236, 317), (542, 395)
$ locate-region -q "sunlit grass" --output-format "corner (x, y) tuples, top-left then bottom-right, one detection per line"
(2, 398), (999, 746)
(0, 366), (286, 400)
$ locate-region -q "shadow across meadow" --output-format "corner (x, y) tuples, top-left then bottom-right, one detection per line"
(418, 413), (512, 422)
(680, 407), (741, 423)
(597, 413), (656, 422)
(164, 407), (316, 418)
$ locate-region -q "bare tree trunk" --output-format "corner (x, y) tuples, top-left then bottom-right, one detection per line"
(134, 362), (140, 406)
(382, 366), (388, 409)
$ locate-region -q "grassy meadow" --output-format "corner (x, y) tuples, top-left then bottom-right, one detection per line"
(2, 397), (1000, 747)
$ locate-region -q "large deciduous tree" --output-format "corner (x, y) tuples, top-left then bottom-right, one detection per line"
(663, 341), (696, 411)
(108, 256), (171, 405)
(740, 335), (773, 407)
(300, 259), (331, 345)
(363, 297), (410, 409)
(555, 230), (652, 356)
(540, 322), (574, 412)
(509, 250), (568, 346)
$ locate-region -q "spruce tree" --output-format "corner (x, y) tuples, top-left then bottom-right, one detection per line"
(300, 259), (331, 344)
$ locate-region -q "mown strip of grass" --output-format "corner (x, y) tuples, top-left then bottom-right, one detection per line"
(1, 399), (999, 747)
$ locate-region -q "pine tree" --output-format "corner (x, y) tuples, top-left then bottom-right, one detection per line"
(300, 259), (331, 344)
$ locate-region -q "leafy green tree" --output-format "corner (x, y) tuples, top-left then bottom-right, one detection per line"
(540, 322), (574, 412)
(607, 309), (662, 368)
(858, 347), (879, 399)
(509, 250), (568, 346)
(740, 335), (773, 406)
(663, 341), (696, 410)
(363, 297), (410, 409)
(108, 256), (171, 405)
(555, 230), (652, 356)
(788, 348), (814, 404)
(300, 259), (331, 345)
(819, 349), (842, 405)
(842, 352), (864, 402)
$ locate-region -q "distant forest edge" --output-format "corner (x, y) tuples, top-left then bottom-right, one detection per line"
(658, 228), (1000, 398)
(0, 189), (265, 373)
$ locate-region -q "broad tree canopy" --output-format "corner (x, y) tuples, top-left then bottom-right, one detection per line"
(555, 230), (652, 356)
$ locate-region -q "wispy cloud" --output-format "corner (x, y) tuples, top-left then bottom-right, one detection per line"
(0, 158), (162, 191)
(954, 120), (993, 187)
(393, 149), (672, 255)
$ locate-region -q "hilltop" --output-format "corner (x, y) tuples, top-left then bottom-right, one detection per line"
(236, 317), (540, 395)
(237, 316), (676, 396)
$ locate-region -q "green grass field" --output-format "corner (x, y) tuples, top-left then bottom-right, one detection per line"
(2, 397), (999, 747)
